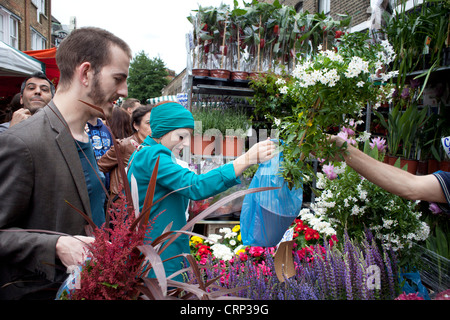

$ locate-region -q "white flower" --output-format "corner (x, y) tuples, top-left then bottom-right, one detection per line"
(219, 227), (232, 234)
(357, 81), (365, 87)
(224, 232), (237, 239)
(205, 234), (222, 244)
(382, 218), (398, 229)
(279, 86), (288, 94)
(210, 243), (234, 261)
(356, 131), (371, 142)
(275, 78), (286, 85)
(345, 56), (369, 78)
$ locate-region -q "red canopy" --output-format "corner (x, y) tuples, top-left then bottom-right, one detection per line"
(24, 47), (60, 88)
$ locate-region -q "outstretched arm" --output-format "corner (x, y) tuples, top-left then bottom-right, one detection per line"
(331, 136), (446, 203)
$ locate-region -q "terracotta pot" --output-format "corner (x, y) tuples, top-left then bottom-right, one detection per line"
(439, 160), (450, 172)
(191, 135), (220, 156)
(248, 72), (263, 80)
(209, 69), (230, 79)
(428, 159), (439, 174)
(231, 71), (249, 80)
(222, 136), (245, 157)
(387, 155), (399, 166)
(192, 69), (210, 77)
(400, 158), (418, 174)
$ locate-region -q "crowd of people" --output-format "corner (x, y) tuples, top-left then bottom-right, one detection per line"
(0, 26), (448, 300)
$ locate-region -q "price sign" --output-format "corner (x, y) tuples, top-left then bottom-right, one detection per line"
(442, 136), (450, 158)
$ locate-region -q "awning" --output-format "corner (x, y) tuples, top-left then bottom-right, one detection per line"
(146, 95), (178, 105)
(0, 41), (45, 99)
(0, 41), (44, 77)
(147, 93), (188, 108)
(24, 47), (60, 88)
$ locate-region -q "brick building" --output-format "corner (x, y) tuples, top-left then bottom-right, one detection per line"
(0, 0), (52, 51)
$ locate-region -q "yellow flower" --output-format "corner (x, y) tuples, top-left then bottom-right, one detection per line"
(307, 119), (313, 127)
(190, 236), (203, 245)
(232, 225), (240, 233)
(298, 112), (304, 119)
(237, 233), (241, 242)
(235, 248), (246, 255)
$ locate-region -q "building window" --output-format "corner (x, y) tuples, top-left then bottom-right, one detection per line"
(318, 0), (330, 14)
(0, 8), (20, 49)
(31, 0), (46, 20)
(9, 17), (18, 48)
(31, 28), (46, 50)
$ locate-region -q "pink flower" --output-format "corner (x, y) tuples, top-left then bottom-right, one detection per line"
(337, 131), (357, 146)
(249, 246), (265, 258)
(369, 136), (386, 152)
(429, 202), (442, 214)
(322, 163), (338, 180)
(395, 292), (424, 300)
(341, 126), (355, 136)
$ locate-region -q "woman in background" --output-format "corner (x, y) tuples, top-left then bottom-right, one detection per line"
(99, 105), (153, 201)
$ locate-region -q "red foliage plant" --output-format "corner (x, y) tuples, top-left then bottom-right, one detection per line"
(71, 192), (155, 300)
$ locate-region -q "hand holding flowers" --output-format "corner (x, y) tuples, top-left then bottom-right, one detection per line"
(264, 31), (397, 188)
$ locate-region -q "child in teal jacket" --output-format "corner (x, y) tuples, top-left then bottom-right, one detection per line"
(127, 102), (276, 281)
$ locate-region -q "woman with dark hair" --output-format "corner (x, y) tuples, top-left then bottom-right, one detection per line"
(108, 105), (133, 139)
(98, 104), (153, 201)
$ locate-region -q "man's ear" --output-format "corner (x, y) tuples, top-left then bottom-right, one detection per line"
(77, 62), (93, 87)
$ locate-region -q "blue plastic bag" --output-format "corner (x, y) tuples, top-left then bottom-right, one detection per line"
(240, 152), (303, 247)
(399, 270), (430, 300)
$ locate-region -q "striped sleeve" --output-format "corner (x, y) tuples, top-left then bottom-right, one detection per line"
(432, 171), (450, 214)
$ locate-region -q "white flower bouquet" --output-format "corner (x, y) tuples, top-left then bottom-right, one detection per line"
(271, 31), (397, 189)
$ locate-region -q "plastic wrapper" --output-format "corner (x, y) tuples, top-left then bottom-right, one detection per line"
(240, 152), (303, 247)
(55, 259), (88, 300)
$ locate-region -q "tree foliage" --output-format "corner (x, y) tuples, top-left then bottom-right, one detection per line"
(127, 51), (169, 102)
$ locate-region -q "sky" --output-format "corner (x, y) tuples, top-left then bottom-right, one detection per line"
(51, 0), (236, 75)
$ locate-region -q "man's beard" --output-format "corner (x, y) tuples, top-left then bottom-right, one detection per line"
(87, 74), (117, 119)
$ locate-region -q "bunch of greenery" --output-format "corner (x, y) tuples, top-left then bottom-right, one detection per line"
(266, 31), (397, 189)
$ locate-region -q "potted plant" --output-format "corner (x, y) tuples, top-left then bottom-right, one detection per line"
(398, 104), (429, 174)
(191, 105), (251, 157)
(222, 107), (251, 157)
(191, 104), (223, 155)
(375, 102), (429, 174)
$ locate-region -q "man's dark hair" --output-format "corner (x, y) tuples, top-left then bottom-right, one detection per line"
(56, 27), (132, 89)
(20, 72), (55, 96)
(122, 98), (140, 110)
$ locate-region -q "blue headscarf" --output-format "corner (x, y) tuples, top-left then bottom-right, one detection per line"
(150, 102), (195, 138)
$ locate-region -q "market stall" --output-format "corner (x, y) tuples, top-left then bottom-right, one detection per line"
(24, 47), (59, 88)
(0, 40), (45, 100)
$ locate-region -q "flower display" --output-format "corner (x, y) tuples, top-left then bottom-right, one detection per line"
(254, 31), (397, 189)
(299, 131), (430, 260)
(189, 230), (400, 300)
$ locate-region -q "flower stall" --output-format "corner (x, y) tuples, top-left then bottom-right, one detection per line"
(53, 0), (449, 302)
